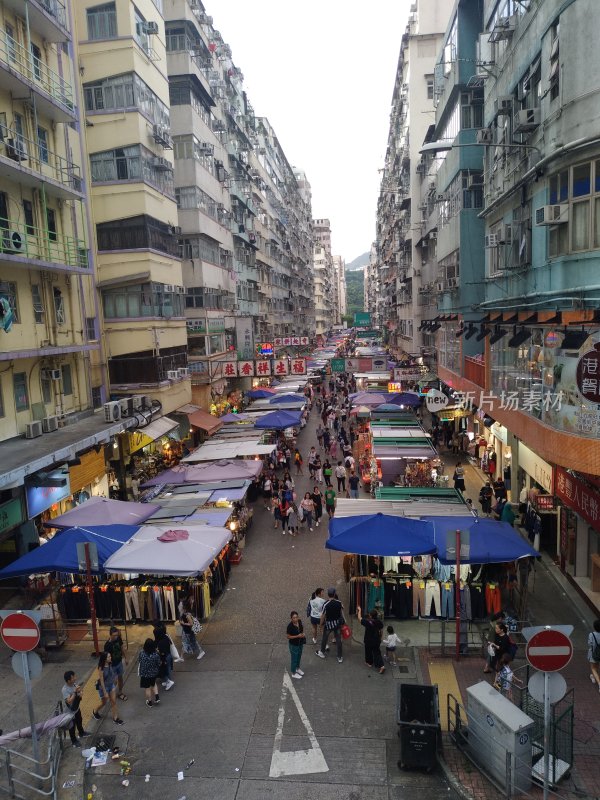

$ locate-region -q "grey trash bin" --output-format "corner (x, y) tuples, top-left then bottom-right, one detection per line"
(397, 683), (441, 771)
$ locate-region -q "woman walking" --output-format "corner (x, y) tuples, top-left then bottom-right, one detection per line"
(300, 492), (315, 531)
(323, 459), (333, 487)
(154, 625), (175, 691)
(92, 652), (124, 724)
(588, 618), (600, 690)
(180, 602), (205, 660)
(357, 606), (385, 674)
(453, 462), (466, 494)
(287, 611), (306, 680)
(287, 503), (299, 536)
(138, 638), (161, 707)
(311, 486), (324, 527)
(262, 473), (273, 511)
(308, 588), (325, 644)
(294, 449), (304, 475)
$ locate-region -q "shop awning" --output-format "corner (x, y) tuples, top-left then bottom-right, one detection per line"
(334, 498), (469, 518)
(104, 524), (231, 575)
(0, 525), (140, 578)
(372, 445), (436, 459)
(131, 417), (179, 452)
(140, 459), (263, 487)
(182, 440), (276, 462)
(326, 513), (437, 556)
(177, 405), (223, 435)
(44, 497), (160, 529)
(423, 516), (540, 564)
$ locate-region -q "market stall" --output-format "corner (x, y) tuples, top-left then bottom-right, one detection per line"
(181, 440), (276, 462)
(44, 497), (159, 531)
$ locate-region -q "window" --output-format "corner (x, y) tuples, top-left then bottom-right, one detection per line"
(61, 364), (73, 395)
(134, 6), (149, 52)
(30, 43), (42, 81)
(91, 386), (103, 409)
(426, 76), (434, 100)
(102, 282), (184, 319)
(37, 127), (49, 164)
(31, 285), (44, 324)
(41, 374), (52, 405)
(443, 16), (457, 76)
(46, 208), (57, 241)
(90, 144), (174, 196)
(23, 200), (35, 235)
(460, 92), (484, 130)
(549, 20), (560, 102)
(86, 316), (97, 340)
(0, 191), (8, 229)
(179, 236), (221, 264)
(0, 282), (19, 322)
(87, 3), (117, 40)
(548, 160), (600, 257)
(53, 287), (65, 325)
(5, 23), (16, 63)
(96, 214), (178, 257)
(84, 73), (170, 128)
(13, 372), (29, 412)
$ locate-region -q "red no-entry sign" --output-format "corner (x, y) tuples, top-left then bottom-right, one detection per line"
(526, 628), (572, 672)
(1, 613), (40, 653)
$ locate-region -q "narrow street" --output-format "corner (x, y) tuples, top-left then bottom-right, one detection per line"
(73, 403), (459, 800)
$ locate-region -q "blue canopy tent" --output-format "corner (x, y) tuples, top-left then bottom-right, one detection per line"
(269, 393), (306, 404)
(388, 392), (421, 408)
(326, 513), (436, 557)
(246, 388), (276, 399)
(0, 525), (140, 578)
(373, 403), (411, 413)
(253, 409), (303, 430)
(422, 516), (540, 564)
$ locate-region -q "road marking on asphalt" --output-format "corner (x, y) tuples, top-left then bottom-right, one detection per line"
(269, 670), (329, 778)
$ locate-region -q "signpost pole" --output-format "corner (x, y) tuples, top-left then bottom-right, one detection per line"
(455, 529), (461, 661)
(543, 670), (550, 800)
(22, 652), (39, 764)
(84, 542), (100, 657)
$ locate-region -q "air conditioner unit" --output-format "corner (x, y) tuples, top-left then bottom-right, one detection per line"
(104, 401), (121, 422)
(429, 230), (437, 240)
(485, 233), (499, 248)
(199, 142), (214, 154)
(119, 397), (133, 416)
(42, 368), (61, 381)
(145, 21), (159, 34)
(42, 415), (59, 433)
(494, 96), (513, 116)
(168, 225), (182, 236)
(131, 395), (144, 411)
(499, 224), (512, 244)
(25, 421), (43, 439)
(151, 124), (171, 147)
(493, 14), (517, 39)
(6, 138), (27, 161)
(447, 278), (457, 288)
(514, 107), (541, 133)
(535, 204), (569, 226)
(436, 193), (447, 203)
(151, 156), (171, 171)
(167, 370), (180, 380)
(163, 284), (175, 293)
(178, 367), (190, 377)
(176, 286), (186, 294)
(2, 230), (24, 252)
(436, 282), (444, 292)
(468, 173), (484, 188)
(476, 128), (494, 145)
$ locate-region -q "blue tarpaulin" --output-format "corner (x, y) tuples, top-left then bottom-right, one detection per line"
(269, 393), (306, 404)
(388, 392), (421, 408)
(0, 525), (140, 578)
(422, 516), (539, 564)
(246, 389), (276, 399)
(326, 513), (437, 556)
(253, 410), (303, 429)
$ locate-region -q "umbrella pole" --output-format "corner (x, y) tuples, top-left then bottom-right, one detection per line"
(84, 543), (100, 658)
(455, 529), (461, 662)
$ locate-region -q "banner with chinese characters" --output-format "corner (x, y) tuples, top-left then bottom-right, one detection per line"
(274, 336), (309, 346)
(555, 466), (600, 533)
(393, 368), (422, 382)
(218, 358), (307, 377)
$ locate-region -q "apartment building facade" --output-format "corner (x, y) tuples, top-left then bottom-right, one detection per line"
(375, 0), (452, 359)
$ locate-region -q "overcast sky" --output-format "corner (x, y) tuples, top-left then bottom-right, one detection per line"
(210, 1), (409, 264)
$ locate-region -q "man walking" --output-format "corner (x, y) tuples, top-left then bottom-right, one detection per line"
(348, 470), (361, 499)
(335, 462), (347, 493)
(316, 588), (344, 663)
(324, 485), (337, 518)
(61, 671), (90, 747)
(104, 626), (128, 701)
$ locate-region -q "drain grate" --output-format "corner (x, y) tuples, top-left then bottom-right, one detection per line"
(397, 665), (409, 673)
(91, 734), (116, 751)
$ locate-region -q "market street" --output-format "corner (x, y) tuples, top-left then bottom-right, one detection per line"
(57, 401), (460, 800)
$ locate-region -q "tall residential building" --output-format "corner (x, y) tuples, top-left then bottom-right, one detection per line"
(313, 218), (334, 335)
(333, 255), (347, 323)
(433, 0), (600, 600)
(75, 0), (191, 415)
(0, 0), (120, 561)
(374, 0), (452, 359)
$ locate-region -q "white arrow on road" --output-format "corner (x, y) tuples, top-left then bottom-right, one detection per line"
(269, 670), (329, 778)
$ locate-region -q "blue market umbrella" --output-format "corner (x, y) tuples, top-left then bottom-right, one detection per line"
(246, 388), (277, 399)
(253, 409), (303, 430)
(0, 525), (139, 578)
(388, 392), (421, 408)
(269, 393), (306, 404)
(373, 403), (411, 413)
(326, 513), (436, 556)
(422, 515), (540, 564)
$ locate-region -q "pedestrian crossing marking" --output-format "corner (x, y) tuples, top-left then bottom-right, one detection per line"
(269, 670), (329, 778)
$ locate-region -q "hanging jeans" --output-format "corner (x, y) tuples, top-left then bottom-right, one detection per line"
(163, 586), (176, 620)
(485, 583), (501, 615)
(124, 588), (140, 621)
(425, 580), (441, 616)
(413, 581), (427, 617)
(469, 585), (486, 619)
(440, 583), (455, 618)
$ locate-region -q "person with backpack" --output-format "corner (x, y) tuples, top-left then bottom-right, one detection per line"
(588, 618), (600, 690)
(315, 588), (345, 663)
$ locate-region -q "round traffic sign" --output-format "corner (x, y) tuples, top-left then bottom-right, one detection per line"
(1, 613), (40, 653)
(526, 628), (572, 672)
(11, 651), (43, 680)
(527, 671), (567, 704)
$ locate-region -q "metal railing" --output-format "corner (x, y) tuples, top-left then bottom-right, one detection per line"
(1, 220), (88, 269)
(427, 618), (485, 656)
(34, 0), (68, 31)
(0, 32), (74, 112)
(0, 703), (63, 800)
(0, 127), (81, 192)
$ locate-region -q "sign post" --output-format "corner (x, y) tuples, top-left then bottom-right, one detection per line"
(1, 613), (41, 763)
(524, 626), (573, 800)
(445, 530), (469, 660)
(78, 542), (100, 657)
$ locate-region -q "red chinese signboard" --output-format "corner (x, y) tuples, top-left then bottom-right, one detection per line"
(290, 358), (306, 375)
(576, 343), (600, 403)
(534, 495), (555, 511)
(255, 360), (271, 376)
(555, 466), (600, 534)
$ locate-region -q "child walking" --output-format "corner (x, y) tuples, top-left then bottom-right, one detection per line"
(382, 625), (401, 665)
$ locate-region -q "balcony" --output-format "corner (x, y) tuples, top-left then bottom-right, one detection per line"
(109, 348), (188, 385)
(0, 33), (75, 120)
(2, 0), (69, 43)
(464, 356), (486, 388)
(0, 127), (82, 199)
(0, 219), (88, 273)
